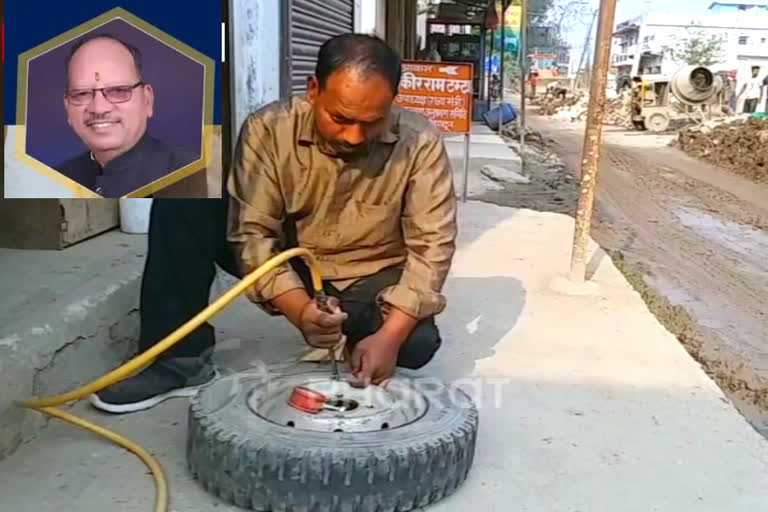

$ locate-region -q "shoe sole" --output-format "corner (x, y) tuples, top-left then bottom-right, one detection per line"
(88, 385), (204, 414)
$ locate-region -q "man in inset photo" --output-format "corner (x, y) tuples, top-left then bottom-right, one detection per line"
(56, 34), (198, 197)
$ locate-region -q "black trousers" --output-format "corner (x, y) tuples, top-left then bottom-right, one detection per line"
(743, 98), (758, 114)
(138, 199), (441, 369)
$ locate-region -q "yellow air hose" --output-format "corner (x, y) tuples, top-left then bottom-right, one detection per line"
(15, 248), (325, 512)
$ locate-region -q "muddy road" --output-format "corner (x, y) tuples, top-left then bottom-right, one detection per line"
(485, 114), (768, 435)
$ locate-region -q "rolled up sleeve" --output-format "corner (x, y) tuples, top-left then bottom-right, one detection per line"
(378, 127), (457, 319)
(227, 114), (304, 311)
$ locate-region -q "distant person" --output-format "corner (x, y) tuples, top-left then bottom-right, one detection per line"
(427, 41), (442, 62)
(546, 82), (567, 101)
(56, 34), (197, 197)
(763, 72), (768, 113)
(529, 71), (539, 99)
(738, 66), (762, 114)
(725, 72), (738, 115)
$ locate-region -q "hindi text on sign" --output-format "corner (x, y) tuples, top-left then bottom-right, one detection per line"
(395, 60), (474, 134)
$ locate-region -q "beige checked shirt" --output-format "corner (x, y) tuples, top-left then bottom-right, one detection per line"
(227, 96), (457, 320)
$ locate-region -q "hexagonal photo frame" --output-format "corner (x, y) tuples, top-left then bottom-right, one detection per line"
(15, 7), (216, 198)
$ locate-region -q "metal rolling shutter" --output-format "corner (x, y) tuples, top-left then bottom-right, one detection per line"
(285, 0), (355, 96)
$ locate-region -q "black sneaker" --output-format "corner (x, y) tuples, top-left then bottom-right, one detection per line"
(89, 358), (215, 414)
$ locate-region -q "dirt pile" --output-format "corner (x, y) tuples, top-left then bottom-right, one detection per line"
(677, 118), (768, 184)
(536, 91), (632, 127)
(603, 94), (633, 127)
(496, 124), (578, 214)
(535, 92), (585, 116)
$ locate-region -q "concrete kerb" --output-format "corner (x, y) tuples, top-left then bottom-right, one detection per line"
(0, 232), (146, 460)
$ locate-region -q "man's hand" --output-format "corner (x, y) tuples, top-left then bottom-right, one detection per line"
(298, 296), (347, 348)
(348, 332), (400, 387)
(348, 307), (419, 387)
(272, 289), (347, 349)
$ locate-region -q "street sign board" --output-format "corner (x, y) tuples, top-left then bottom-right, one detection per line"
(396, 60), (474, 134)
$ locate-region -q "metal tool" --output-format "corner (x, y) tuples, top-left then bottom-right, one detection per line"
(315, 291), (341, 380)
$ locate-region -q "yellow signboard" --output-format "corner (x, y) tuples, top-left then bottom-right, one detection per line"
(495, 1), (522, 30)
(505, 5), (521, 28)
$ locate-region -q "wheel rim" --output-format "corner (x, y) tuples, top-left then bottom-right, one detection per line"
(247, 374), (429, 433)
(648, 115), (669, 131)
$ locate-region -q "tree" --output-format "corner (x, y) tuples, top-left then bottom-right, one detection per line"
(663, 25), (726, 67)
(546, 0), (593, 41)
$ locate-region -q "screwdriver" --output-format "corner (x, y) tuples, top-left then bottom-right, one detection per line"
(314, 291), (341, 380)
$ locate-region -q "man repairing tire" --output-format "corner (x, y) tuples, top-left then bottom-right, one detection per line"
(90, 34), (458, 413)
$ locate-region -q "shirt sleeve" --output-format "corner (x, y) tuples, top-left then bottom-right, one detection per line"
(377, 126), (457, 319)
(226, 113), (305, 312)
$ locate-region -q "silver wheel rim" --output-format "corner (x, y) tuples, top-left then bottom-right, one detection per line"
(247, 374), (429, 433)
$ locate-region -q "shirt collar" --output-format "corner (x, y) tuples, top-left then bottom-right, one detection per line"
(297, 96), (400, 148)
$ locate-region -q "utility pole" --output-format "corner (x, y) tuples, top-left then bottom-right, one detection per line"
(569, 0), (618, 283)
(574, 8), (598, 90)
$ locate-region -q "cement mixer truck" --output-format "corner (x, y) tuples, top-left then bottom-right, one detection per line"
(630, 65), (726, 132)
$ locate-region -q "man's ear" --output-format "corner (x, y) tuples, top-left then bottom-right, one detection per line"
(143, 84), (155, 119)
(307, 76), (319, 104)
(63, 96), (73, 127)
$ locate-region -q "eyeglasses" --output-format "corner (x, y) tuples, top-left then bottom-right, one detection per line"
(66, 82), (145, 106)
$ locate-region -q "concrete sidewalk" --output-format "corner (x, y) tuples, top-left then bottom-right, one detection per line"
(445, 123), (525, 199)
(1, 202), (767, 511)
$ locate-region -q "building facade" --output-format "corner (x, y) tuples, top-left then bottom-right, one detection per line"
(709, 0), (768, 15)
(612, 4), (768, 81)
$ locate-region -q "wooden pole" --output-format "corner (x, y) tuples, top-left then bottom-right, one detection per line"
(569, 0), (618, 283)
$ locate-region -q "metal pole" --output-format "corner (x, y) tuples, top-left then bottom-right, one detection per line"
(479, 27), (487, 101)
(487, 29), (494, 112)
(462, 133), (471, 203)
(519, 0), (527, 165)
(498, 0), (506, 138)
(569, 0), (618, 283)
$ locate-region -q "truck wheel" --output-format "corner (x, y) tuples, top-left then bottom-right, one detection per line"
(644, 113), (670, 132)
(187, 363), (479, 511)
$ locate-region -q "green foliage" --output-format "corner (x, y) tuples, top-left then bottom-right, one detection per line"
(663, 24), (726, 67)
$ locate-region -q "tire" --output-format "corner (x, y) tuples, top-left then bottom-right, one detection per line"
(187, 363), (479, 512)
(644, 113), (670, 132)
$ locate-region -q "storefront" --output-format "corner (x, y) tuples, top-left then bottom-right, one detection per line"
(280, 0), (357, 97)
(226, 0), (362, 161)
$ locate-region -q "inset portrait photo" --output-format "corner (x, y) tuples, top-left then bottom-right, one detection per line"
(20, 13), (214, 197)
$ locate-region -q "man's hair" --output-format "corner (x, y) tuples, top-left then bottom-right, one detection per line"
(315, 34), (402, 95)
(65, 33), (143, 88)
(752, 65), (761, 71)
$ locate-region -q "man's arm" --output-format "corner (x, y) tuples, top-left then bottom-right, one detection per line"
(379, 126), (458, 322)
(227, 114), (346, 347)
(350, 126), (457, 385)
(227, 114), (306, 309)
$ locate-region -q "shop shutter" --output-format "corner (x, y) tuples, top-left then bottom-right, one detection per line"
(285, 0), (355, 96)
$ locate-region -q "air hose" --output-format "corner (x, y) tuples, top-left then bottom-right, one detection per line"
(15, 248), (325, 512)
